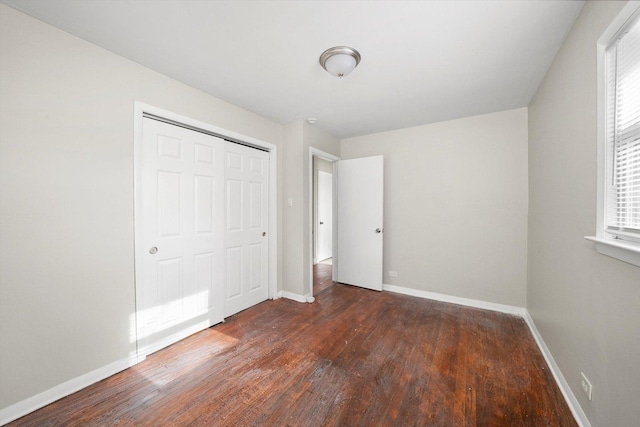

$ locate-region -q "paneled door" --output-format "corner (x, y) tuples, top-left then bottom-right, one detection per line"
(336, 155), (384, 291)
(224, 141), (270, 317)
(137, 118), (224, 356)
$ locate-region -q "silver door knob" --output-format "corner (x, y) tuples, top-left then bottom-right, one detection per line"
(375, 228), (382, 233)
(149, 247), (158, 254)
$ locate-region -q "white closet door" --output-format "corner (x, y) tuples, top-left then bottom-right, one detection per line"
(137, 118), (224, 356)
(224, 142), (270, 317)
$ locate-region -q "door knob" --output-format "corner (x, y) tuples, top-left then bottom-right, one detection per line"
(262, 232), (267, 237)
(149, 246), (158, 254)
(375, 228), (382, 233)
(320, 222), (324, 225)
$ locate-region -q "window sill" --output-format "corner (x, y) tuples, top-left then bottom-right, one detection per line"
(584, 236), (640, 268)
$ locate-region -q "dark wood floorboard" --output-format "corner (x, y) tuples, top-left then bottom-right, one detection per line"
(8, 273), (576, 426)
(313, 262), (334, 296)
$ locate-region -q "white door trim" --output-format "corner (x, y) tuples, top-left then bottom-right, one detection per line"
(308, 147), (340, 301)
(134, 102), (278, 353)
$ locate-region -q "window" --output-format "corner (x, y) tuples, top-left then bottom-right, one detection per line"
(605, 14), (640, 241)
(587, 3), (640, 267)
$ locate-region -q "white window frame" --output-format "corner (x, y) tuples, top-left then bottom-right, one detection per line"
(586, 1), (640, 268)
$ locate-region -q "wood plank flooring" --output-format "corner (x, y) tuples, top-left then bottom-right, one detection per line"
(9, 272), (576, 426)
(313, 262), (334, 296)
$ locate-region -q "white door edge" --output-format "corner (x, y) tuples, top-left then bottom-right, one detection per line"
(133, 102), (279, 357)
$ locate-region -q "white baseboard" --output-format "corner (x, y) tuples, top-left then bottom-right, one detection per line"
(278, 290), (308, 303)
(523, 311), (591, 427)
(382, 284), (526, 316)
(0, 354), (141, 426)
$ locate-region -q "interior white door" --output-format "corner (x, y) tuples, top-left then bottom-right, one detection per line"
(316, 170), (333, 262)
(224, 141), (269, 317)
(137, 118), (224, 356)
(336, 155), (384, 291)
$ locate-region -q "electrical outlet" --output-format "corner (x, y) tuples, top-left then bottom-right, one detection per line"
(580, 372), (593, 401)
(388, 271), (398, 277)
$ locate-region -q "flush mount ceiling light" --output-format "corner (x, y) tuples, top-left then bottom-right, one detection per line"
(319, 46), (361, 78)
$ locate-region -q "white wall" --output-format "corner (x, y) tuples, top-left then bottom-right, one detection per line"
(282, 121), (305, 296)
(341, 108), (528, 306)
(0, 4), (283, 411)
(527, 1), (640, 425)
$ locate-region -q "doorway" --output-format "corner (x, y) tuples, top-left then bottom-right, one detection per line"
(314, 162), (333, 295)
(308, 149), (384, 297)
(315, 165), (333, 264)
(309, 149), (339, 297)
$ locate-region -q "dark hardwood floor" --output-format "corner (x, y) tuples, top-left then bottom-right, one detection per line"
(313, 262), (334, 296)
(9, 272), (576, 426)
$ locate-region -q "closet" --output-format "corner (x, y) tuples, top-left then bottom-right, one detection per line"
(136, 117), (269, 356)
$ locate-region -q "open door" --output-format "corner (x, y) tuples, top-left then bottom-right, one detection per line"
(335, 155), (383, 291)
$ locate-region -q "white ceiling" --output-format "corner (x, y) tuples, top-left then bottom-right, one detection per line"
(2, 0), (584, 139)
